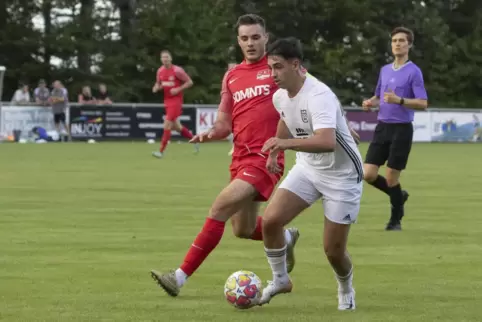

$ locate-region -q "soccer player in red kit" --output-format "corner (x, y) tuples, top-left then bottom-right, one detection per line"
(152, 50), (198, 158)
(150, 14), (300, 297)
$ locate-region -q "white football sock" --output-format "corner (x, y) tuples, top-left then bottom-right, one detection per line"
(175, 268), (188, 287)
(265, 245), (289, 284)
(335, 266), (353, 293)
(284, 229), (292, 245)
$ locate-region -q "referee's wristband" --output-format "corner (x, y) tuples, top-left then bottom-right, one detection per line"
(399, 98), (405, 105)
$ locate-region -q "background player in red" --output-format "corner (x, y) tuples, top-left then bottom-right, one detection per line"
(150, 14), (300, 297)
(152, 49), (198, 158)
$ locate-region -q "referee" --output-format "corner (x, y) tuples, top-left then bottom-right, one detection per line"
(362, 27), (428, 231)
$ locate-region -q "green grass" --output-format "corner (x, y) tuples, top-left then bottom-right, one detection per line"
(0, 142), (481, 322)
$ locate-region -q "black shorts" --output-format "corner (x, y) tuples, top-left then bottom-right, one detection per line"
(365, 122), (413, 170)
(54, 113), (66, 124)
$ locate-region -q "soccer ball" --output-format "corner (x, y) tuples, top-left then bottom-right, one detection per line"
(224, 270), (262, 309)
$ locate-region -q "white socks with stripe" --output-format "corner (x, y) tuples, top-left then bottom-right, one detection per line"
(265, 245), (290, 284)
(335, 267), (353, 294)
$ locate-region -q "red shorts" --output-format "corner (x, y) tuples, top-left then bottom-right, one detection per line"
(230, 157), (283, 202)
(164, 101), (182, 121)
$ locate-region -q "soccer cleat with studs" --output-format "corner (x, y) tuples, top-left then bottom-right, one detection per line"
(150, 270), (180, 297)
(258, 279), (293, 306)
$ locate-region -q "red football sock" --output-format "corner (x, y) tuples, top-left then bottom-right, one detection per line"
(180, 126), (193, 139)
(180, 217), (225, 276)
(160, 130), (172, 153)
(250, 216), (263, 241)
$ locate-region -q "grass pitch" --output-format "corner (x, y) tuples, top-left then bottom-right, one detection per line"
(0, 142), (481, 322)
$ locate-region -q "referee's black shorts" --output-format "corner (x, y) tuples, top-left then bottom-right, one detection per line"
(365, 122), (413, 171)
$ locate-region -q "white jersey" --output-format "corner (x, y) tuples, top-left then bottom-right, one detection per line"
(272, 76), (363, 182)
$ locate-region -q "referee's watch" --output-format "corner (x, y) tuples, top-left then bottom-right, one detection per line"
(399, 97), (405, 105)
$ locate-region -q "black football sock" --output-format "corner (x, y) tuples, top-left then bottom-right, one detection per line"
(389, 184), (403, 208)
(368, 175), (390, 195)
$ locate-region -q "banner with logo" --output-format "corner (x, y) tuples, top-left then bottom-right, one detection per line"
(68, 105), (197, 140)
(0, 106), (56, 136)
(69, 105), (105, 139)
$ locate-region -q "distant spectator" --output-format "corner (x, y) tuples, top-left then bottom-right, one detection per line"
(78, 86), (96, 104)
(96, 83), (112, 105)
(50, 80), (72, 141)
(11, 84), (31, 105)
(34, 79), (50, 106)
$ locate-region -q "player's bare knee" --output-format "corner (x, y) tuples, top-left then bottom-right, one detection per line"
(209, 197), (244, 223)
(262, 214), (283, 234)
(386, 177), (399, 187)
(209, 206), (226, 222)
(231, 223), (254, 239)
(262, 206), (283, 232)
(385, 168), (401, 187)
(363, 164), (378, 183)
(174, 122), (182, 131)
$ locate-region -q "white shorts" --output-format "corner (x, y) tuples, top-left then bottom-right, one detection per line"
(278, 163), (362, 225)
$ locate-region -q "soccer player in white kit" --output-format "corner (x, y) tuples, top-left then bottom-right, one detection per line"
(258, 37), (363, 310)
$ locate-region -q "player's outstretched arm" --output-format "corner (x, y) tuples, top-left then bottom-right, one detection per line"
(268, 120), (291, 155)
(265, 120), (290, 173)
(190, 72), (233, 144)
(209, 111), (232, 140)
(189, 111), (231, 143)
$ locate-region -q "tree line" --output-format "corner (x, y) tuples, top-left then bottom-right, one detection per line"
(0, 0), (481, 107)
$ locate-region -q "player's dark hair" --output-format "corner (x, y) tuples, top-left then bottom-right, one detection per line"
(235, 14), (266, 32)
(391, 27), (414, 44)
(266, 37), (303, 61)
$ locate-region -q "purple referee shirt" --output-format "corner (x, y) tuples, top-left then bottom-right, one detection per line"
(375, 61), (428, 123)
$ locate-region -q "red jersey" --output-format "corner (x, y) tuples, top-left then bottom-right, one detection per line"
(156, 65), (190, 103)
(219, 56), (283, 161)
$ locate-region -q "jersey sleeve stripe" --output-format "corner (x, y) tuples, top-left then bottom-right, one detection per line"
(335, 131), (363, 183)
